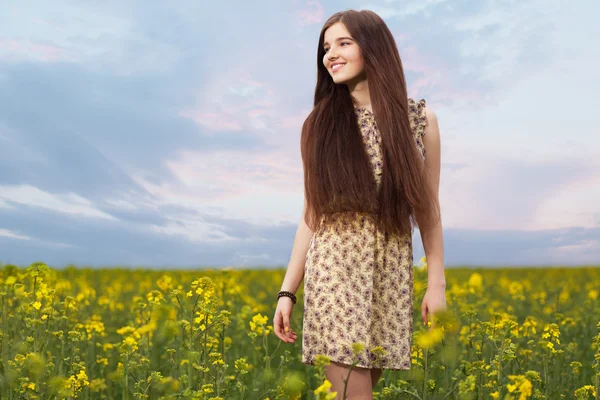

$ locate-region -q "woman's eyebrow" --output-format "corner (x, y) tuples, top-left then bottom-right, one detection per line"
(323, 37), (354, 46)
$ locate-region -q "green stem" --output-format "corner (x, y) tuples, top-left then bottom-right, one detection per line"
(422, 348), (428, 399)
(124, 353), (129, 400)
(202, 311), (208, 384)
(543, 355), (548, 398)
(395, 388), (422, 399)
(342, 362), (357, 400)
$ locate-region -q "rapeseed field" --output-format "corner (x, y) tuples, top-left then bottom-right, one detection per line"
(0, 260), (598, 399)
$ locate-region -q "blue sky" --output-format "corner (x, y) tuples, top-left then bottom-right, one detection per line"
(0, 0), (598, 269)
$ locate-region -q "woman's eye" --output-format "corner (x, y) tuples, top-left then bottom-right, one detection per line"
(323, 42), (350, 53)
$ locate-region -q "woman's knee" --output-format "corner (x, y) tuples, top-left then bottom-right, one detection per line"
(325, 361), (373, 399)
(370, 368), (383, 388)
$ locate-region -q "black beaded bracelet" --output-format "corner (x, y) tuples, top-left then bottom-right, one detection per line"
(277, 290), (297, 304)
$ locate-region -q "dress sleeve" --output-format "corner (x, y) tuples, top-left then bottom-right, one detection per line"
(408, 98), (427, 160)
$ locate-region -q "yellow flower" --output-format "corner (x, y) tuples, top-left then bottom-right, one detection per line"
(468, 273), (483, 289)
(314, 379), (332, 393)
(521, 316), (537, 336)
(234, 358), (250, 374)
(96, 357), (108, 365)
(518, 380), (532, 399)
(156, 275), (173, 291)
(5, 276), (17, 285)
(116, 326), (136, 336)
(506, 375), (532, 400)
(370, 345), (388, 362)
(77, 369), (89, 386)
(209, 352), (225, 365)
(574, 385), (596, 398)
(314, 354), (331, 367)
(352, 342), (365, 355)
(417, 327), (444, 349)
(252, 313), (268, 325)
(32, 301), (42, 310)
(249, 313), (271, 335)
(542, 323), (560, 344)
(202, 384), (215, 393)
(122, 336), (138, 352)
(314, 379), (337, 399)
(570, 361), (583, 375)
(147, 290), (163, 303)
(124, 337), (137, 346)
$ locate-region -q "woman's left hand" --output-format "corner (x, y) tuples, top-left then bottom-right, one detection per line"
(421, 283), (447, 328)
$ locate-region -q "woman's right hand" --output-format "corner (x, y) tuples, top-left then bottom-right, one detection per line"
(273, 297), (298, 343)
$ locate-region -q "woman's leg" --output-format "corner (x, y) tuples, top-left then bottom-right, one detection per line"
(326, 361), (373, 400)
(370, 368), (383, 389)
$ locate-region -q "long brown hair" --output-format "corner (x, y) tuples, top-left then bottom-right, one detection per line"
(301, 9), (440, 237)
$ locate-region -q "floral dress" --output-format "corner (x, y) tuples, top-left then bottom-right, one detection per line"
(301, 98), (428, 370)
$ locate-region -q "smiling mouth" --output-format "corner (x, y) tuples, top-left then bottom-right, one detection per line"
(331, 63), (346, 72)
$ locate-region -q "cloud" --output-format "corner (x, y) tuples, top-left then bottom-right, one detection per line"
(0, 185), (117, 220)
(363, 0), (451, 18)
(295, 1), (325, 26)
(0, 2), (182, 76)
(413, 226), (600, 267)
(179, 70), (278, 135)
(0, 38), (67, 63)
(0, 62), (267, 197)
(2, 201), (597, 268)
(0, 203), (299, 268)
(0, 227), (74, 249)
(1, 1), (597, 268)
(450, 1), (558, 91)
(438, 151), (598, 231)
(131, 146), (304, 226)
(534, 175), (600, 230)
(0, 199), (15, 209)
(0, 228), (31, 240)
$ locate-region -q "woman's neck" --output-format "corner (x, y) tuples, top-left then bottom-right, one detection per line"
(348, 78), (370, 109)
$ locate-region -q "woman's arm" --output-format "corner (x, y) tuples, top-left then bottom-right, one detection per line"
(279, 197), (314, 293)
(421, 106), (446, 287)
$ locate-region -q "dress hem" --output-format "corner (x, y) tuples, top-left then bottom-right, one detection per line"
(301, 356), (411, 371)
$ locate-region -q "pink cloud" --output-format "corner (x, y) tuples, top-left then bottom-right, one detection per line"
(392, 31), (411, 44)
(279, 108), (311, 130)
(0, 38), (66, 62)
(179, 98), (277, 133)
(295, 0), (324, 27)
(132, 147), (303, 208)
(179, 68), (280, 134)
(399, 44), (486, 109)
(179, 110), (243, 132)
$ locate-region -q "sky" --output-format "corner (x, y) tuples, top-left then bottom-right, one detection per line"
(0, 0), (599, 269)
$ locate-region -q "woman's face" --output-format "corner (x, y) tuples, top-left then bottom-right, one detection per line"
(323, 22), (366, 85)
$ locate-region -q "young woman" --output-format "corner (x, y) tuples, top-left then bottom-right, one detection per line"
(273, 9), (447, 398)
